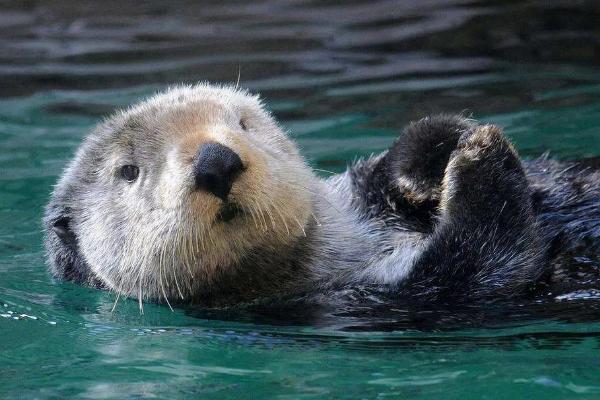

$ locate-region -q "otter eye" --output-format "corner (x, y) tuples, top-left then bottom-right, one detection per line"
(239, 118), (247, 131)
(120, 165), (139, 182)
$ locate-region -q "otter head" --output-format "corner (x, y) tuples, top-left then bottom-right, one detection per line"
(44, 83), (316, 302)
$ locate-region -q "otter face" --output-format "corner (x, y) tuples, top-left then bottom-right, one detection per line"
(44, 84), (315, 301)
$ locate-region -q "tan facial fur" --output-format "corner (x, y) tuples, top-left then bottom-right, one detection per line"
(75, 84), (316, 302)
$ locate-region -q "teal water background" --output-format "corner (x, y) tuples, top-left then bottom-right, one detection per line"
(2, 1), (600, 398)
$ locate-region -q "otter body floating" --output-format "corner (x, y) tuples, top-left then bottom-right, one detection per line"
(44, 83), (600, 305)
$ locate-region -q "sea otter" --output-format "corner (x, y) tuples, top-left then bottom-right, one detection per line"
(44, 83), (600, 307)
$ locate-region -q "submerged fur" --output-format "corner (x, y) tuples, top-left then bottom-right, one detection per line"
(44, 84), (600, 306)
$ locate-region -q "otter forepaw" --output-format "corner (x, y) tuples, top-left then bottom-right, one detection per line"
(441, 124), (531, 224)
(405, 123), (544, 300)
(386, 115), (475, 203)
(455, 124), (519, 165)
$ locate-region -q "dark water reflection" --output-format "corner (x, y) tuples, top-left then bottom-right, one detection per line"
(3, 1), (600, 163)
(3, 1), (600, 110)
(184, 289), (600, 333)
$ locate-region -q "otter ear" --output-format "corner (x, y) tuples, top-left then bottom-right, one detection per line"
(52, 216), (76, 246)
(45, 205), (93, 284)
(385, 115), (475, 203)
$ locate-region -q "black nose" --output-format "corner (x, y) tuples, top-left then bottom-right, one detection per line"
(193, 142), (244, 201)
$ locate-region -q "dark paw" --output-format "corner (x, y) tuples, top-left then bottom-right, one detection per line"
(441, 124), (530, 221)
(386, 115), (474, 203)
(405, 125), (543, 301)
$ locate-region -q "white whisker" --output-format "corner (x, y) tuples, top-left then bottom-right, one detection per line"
(110, 292), (121, 313)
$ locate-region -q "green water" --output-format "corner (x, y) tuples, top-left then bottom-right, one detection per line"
(3, 1), (600, 398)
